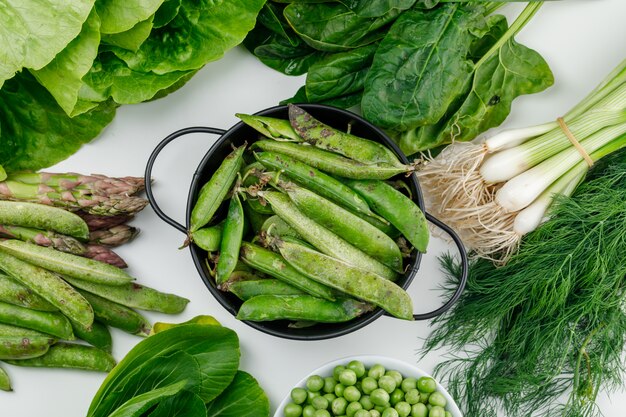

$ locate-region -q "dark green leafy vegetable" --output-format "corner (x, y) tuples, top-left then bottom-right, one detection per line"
(340, 0), (418, 18)
(205, 371), (270, 417)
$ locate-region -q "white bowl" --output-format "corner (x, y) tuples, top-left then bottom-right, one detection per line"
(273, 355), (463, 417)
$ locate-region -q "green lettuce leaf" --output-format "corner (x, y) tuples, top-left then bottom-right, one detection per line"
(153, 0), (182, 29)
(101, 16), (155, 52)
(0, 0), (95, 88)
(205, 371), (270, 417)
(96, 0), (164, 34)
(0, 72), (116, 172)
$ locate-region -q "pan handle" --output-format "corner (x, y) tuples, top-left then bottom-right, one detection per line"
(144, 127), (227, 234)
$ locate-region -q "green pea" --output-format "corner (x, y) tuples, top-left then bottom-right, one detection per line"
(334, 365), (346, 380)
(374, 405), (386, 412)
(417, 377), (436, 394)
(390, 388), (404, 406)
(370, 410), (381, 417)
(346, 401), (363, 417)
(344, 386), (362, 402)
(354, 410), (371, 417)
(401, 378), (418, 393)
(378, 375), (397, 393)
(314, 410), (331, 417)
(395, 402), (411, 417)
(360, 395), (374, 410)
(339, 369), (358, 386)
(285, 403), (303, 417)
(382, 409), (399, 417)
(410, 403), (428, 417)
(362, 376), (378, 394)
(307, 375), (324, 392)
(428, 406), (445, 417)
(386, 371), (403, 387)
(370, 388), (390, 406)
(335, 383), (346, 397)
(308, 391), (321, 403)
(418, 392), (430, 404)
(444, 412), (452, 417)
(427, 392), (446, 408)
(332, 397), (348, 415)
(292, 387), (308, 404)
(312, 395), (329, 410)
(322, 376), (336, 393)
(405, 389), (420, 405)
(368, 364), (386, 379)
(347, 360), (367, 378)
(323, 393), (336, 403)
(303, 405), (316, 417)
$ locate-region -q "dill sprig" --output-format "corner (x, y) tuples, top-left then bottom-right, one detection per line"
(424, 149), (626, 417)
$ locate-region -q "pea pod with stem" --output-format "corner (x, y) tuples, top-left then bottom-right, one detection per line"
(252, 140), (410, 180)
(0, 272), (57, 312)
(78, 290), (152, 337)
(0, 301), (74, 339)
(216, 193), (246, 287)
(260, 215), (302, 240)
(0, 239), (134, 286)
(4, 342), (116, 372)
(235, 113), (301, 142)
(278, 241), (413, 320)
(241, 164), (274, 215)
(284, 183), (404, 272)
(345, 179), (429, 253)
(261, 191), (398, 280)
(0, 224), (86, 255)
(237, 294), (373, 323)
(190, 144), (246, 233)
(0, 323), (57, 360)
(71, 321), (113, 352)
(239, 242), (337, 301)
(229, 279), (305, 301)
(190, 223), (223, 252)
(0, 200), (89, 240)
(0, 250), (94, 327)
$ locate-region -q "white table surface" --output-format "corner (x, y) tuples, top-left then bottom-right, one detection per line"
(3, 1), (625, 416)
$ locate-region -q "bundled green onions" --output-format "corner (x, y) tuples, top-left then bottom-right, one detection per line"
(418, 58), (626, 261)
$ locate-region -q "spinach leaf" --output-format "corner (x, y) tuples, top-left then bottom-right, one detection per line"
(361, 4), (484, 131)
(306, 43), (377, 102)
(0, 72), (116, 172)
(281, 86), (363, 109)
(95, 0), (164, 34)
(0, 0), (94, 88)
(257, 2), (300, 47)
(339, 0), (417, 18)
(284, 2), (401, 52)
(107, 381), (190, 417)
(148, 391), (207, 417)
(205, 371), (270, 417)
(468, 13), (508, 61)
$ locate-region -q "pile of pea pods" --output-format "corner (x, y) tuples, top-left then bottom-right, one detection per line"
(188, 104), (429, 325)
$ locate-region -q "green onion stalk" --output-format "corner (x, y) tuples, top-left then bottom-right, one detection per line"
(417, 58), (626, 262)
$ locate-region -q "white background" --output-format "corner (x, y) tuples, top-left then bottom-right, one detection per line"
(2, 1), (625, 416)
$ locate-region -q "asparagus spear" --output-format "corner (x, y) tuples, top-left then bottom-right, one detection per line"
(84, 245), (128, 269)
(6, 172), (145, 196)
(76, 212), (133, 231)
(0, 224), (86, 255)
(89, 225), (138, 247)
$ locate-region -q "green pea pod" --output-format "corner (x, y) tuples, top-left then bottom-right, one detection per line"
(235, 113), (302, 142)
(190, 145), (246, 232)
(254, 152), (384, 222)
(241, 163), (275, 215)
(279, 241), (414, 320)
(240, 242), (336, 301)
(0, 200), (89, 240)
(0, 272), (57, 312)
(78, 290), (151, 337)
(220, 270), (267, 291)
(0, 365), (10, 391)
(237, 295), (372, 323)
(0, 239), (134, 286)
(260, 215), (302, 240)
(5, 342), (116, 372)
(62, 276), (189, 314)
(243, 201), (271, 234)
(0, 301), (74, 339)
(0, 250), (94, 327)
(345, 179), (429, 252)
(72, 320), (113, 352)
(252, 141), (409, 180)
(289, 104), (405, 168)
(191, 223), (223, 252)
(216, 193), (246, 287)
(0, 323), (57, 360)
(229, 279), (305, 301)
(285, 184), (404, 272)
(261, 192), (398, 280)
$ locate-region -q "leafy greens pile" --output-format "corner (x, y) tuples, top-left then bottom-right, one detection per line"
(88, 317), (270, 417)
(0, 0), (265, 172)
(244, 0), (554, 155)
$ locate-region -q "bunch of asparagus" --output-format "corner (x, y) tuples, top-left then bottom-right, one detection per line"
(0, 172), (189, 392)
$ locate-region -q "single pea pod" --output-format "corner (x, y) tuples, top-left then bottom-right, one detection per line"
(220, 269), (267, 290)
(243, 201), (271, 234)
(261, 192), (398, 280)
(78, 290), (151, 337)
(62, 276), (189, 314)
(0, 224), (87, 255)
(285, 184), (404, 272)
(254, 152), (383, 221)
(240, 242), (336, 301)
(191, 223), (223, 252)
(278, 241), (414, 320)
(235, 113), (301, 142)
(237, 295), (372, 323)
(0, 272), (57, 312)
(215, 193), (246, 287)
(0, 239), (134, 286)
(190, 145), (246, 232)
(0, 301), (74, 339)
(0, 200), (89, 240)
(0, 250), (94, 327)
(229, 279), (304, 301)
(288, 104), (405, 168)
(252, 141), (409, 180)
(260, 215), (302, 240)
(4, 342), (116, 372)
(345, 179), (429, 252)
(0, 365), (10, 391)
(0, 323), (57, 360)
(71, 321), (113, 353)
